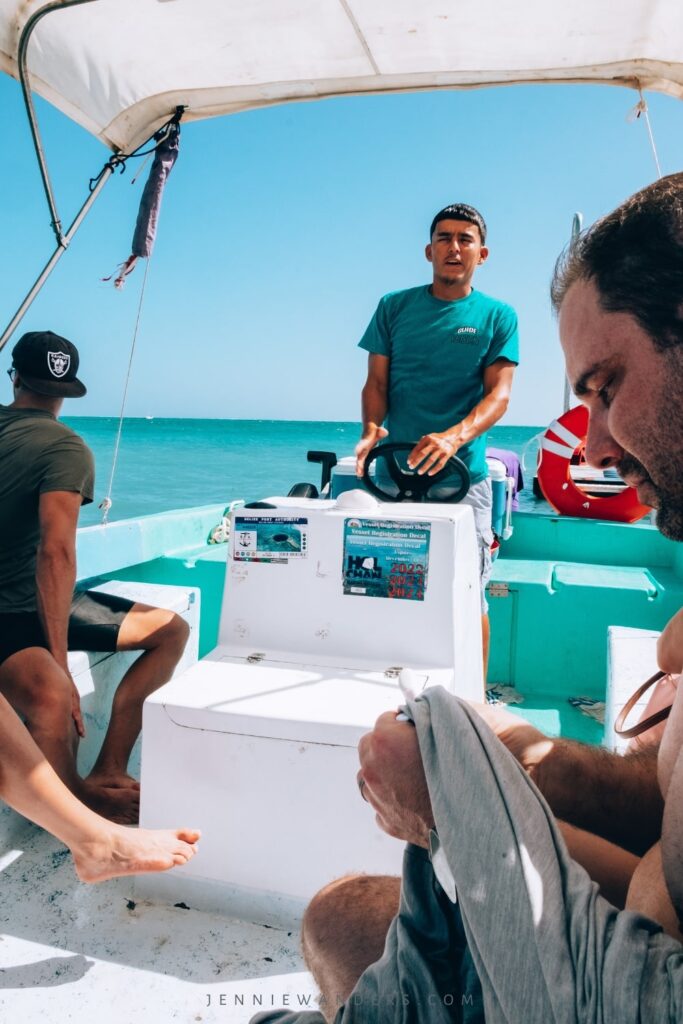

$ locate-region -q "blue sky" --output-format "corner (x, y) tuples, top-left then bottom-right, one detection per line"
(2, 74), (683, 425)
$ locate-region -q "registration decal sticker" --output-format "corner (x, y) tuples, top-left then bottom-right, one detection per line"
(342, 518), (430, 600)
(232, 516), (308, 563)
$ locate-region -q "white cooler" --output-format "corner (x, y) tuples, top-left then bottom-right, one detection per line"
(138, 493), (482, 924)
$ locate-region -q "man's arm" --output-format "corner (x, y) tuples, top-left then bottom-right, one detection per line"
(355, 353), (390, 477)
(360, 698), (662, 856)
(558, 822), (640, 908)
(658, 608), (683, 674)
(408, 358), (516, 475)
(473, 700), (662, 855)
(533, 736), (662, 855)
(36, 490), (84, 736)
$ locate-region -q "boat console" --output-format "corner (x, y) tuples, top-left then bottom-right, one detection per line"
(138, 491), (482, 924)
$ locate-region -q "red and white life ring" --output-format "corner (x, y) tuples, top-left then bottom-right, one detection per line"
(537, 405), (650, 523)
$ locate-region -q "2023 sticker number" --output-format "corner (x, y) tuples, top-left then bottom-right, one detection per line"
(388, 562), (425, 600)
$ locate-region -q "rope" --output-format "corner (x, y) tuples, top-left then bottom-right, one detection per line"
(520, 430), (545, 477)
(632, 88), (663, 179)
(99, 257), (152, 524)
(89, 108), (185, 192)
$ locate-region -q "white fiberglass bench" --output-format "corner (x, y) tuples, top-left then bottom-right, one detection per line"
(71, 580), (200, 777)
(604, 625), (661, 754)
(138, 492), (483, 924)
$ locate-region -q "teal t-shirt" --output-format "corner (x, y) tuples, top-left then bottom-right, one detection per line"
(358, 285), (520, 484)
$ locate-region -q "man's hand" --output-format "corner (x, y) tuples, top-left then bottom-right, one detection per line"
(357, 710), (434, 847)
(468, 700), (553, 773)
(57, 667), (85, 741)
(355, 423), (388, 477)
(404, 360), (517, 478)
(69, 675), (85, 738)
(407, 429), (463, 476)
(55, 658), (86, 739)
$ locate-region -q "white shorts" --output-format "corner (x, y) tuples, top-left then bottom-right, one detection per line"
(458, 478), (493, 615)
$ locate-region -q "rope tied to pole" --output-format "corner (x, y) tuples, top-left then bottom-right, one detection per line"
(629, 87), (663, 179)
(97, 107), (184, 522)
(102, 109), (183, 289)
(99, 257), (152, 524)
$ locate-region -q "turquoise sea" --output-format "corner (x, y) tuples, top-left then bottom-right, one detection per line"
(63, 418), (546, 528)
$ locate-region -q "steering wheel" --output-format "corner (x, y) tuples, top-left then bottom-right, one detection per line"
(362, 442), (470, 503)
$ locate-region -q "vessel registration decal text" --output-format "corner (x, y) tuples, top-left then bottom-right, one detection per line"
(342, 519), (430, 600)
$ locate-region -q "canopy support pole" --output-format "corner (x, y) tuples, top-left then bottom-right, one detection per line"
(0, 0), (111, 353)
(0, 166), (114, 353)
(18, 0), (101, 247)
(562, 212), (583, 412)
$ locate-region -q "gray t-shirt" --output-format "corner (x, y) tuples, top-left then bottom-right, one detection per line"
(0, 406), (94, 613)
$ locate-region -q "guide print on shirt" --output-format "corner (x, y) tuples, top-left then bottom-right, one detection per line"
(452, 326), (480, 345)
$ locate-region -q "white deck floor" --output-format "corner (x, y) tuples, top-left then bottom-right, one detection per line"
(0, 824), (317, 1024)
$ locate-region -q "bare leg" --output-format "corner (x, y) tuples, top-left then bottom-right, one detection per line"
(0, 647), (80, 787)
(559, 820), (639, 909)
(0, 690), (201, 882)
(87, 604), (189, 787)
(0, 648), (139, 823)
(302, 874), (400, 1023)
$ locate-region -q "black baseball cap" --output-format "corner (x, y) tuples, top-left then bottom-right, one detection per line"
(11, 331), (86, 398)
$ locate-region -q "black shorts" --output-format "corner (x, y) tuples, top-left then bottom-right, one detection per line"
(0, 589), (134, 667)
(68, 588), (134, 652)
(0, 612), (49, 667)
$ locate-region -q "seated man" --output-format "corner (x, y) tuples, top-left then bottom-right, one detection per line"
(0, 331), (189, 823)
(253, 173), (683, 1022)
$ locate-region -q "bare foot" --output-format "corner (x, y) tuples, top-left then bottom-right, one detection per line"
(85, 769), (141, 792)
(72, 826), (201, 884)
(80, 781), (140, 825)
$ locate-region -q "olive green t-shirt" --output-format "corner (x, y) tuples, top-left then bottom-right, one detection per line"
(0, 406), (94, 613)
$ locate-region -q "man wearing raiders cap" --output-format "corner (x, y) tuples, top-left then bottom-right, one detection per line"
(0, 330), (190, 823)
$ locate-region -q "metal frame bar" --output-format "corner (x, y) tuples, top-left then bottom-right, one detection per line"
(0, 168), (114, 351)
(18, 0), (102, 246)
(562, 211), (584, 412)
(0, 0), (110, 353)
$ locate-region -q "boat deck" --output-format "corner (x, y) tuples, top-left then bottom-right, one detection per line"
(0, 822), (314, 1023)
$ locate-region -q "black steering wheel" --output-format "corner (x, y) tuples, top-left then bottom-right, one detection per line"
(362, 442), (470, 503)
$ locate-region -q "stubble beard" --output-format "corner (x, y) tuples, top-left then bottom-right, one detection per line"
(435, 269), (469, 292)
(620, 448), (683, 542)
(652, 349), (683, 541)
(653, 493), (683, 541)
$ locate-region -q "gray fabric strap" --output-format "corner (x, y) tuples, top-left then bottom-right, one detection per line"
(411, 689), (683, 1023)
(251, 689), (683, 1024)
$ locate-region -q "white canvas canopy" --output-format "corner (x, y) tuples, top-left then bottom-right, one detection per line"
(1, 0), (683, 153)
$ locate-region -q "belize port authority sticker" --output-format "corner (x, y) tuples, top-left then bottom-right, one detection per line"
(232, 516), (308, 563)
(342, 518), (430, 600)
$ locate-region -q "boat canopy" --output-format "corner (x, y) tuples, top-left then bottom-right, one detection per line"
(1, 0), (683, 152)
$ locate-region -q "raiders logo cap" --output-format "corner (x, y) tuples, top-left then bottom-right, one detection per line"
(11, 330), (86, 398)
